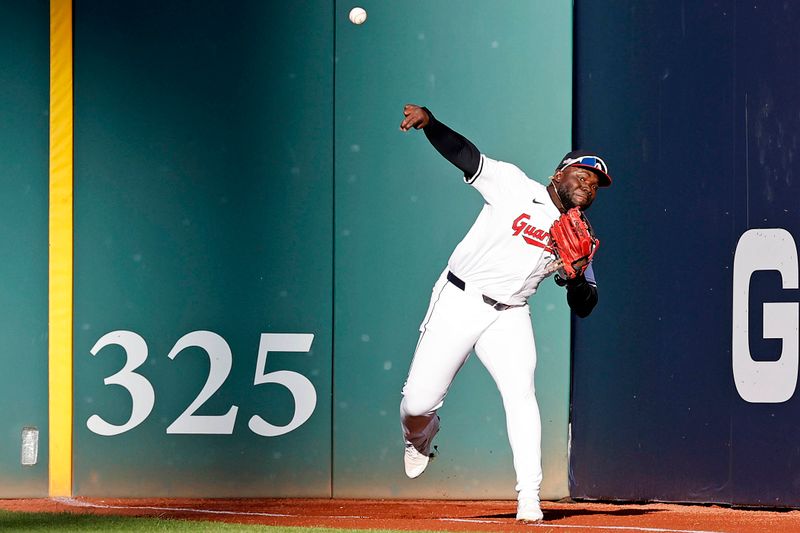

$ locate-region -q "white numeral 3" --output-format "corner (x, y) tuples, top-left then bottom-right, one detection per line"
(87, 331), (155, 436)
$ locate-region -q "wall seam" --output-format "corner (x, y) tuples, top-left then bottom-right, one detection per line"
(330, 0), (337, 499)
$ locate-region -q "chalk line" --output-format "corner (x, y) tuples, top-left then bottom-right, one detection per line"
(53, 498), (728, 533)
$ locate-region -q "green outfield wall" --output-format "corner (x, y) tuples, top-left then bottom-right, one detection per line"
(0, 0), (572, 498)
(333, 0), (572, 499)
(0, 0), (50, 497)
(72, 0), (334, 496)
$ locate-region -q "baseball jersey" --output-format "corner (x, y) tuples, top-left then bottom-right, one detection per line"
(447, 154), (562, 306)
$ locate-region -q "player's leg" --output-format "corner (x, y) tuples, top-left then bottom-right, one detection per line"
(474, 305), (543, 520)
(400, 275), (487, 476)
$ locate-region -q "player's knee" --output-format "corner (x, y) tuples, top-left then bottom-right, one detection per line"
(502, 384), (536, 405)
(401, 394), (439, 418)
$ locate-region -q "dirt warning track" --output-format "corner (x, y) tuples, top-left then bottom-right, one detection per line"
(1, 497), (799, 532)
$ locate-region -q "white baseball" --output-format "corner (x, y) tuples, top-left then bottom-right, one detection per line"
(349, 7), (367, 25)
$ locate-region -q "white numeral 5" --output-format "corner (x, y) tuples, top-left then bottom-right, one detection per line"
(248, 333), (316, 437)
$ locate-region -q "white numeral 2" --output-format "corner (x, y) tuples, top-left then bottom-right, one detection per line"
(166, 331), (239, 434)
(87, 331), (316, 436)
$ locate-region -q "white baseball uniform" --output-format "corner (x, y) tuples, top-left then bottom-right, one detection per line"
(400, 154), (566, 503)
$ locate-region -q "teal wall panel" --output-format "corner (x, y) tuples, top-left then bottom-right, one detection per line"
(73, 0), (333, 496)
(0, 0), (49, 497)
(333, 0), (573, 499)
(0, 0), (574, 499)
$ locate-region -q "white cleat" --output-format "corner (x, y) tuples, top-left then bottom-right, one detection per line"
(516, 498), (544, 522)
(404, 444), (433, 479)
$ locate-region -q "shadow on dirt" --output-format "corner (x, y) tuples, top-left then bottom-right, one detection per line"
(480, 508), (662, 520)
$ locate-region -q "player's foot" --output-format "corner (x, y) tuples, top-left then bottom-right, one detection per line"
(516, 498), (543, 522)
(404, 444), (435, 478)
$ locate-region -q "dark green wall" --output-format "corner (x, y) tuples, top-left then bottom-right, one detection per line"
(73, 0), (333, 496)
(0, 0), (49, 497)
(333, 0), (573, 499)
(0, 0), (572, 498)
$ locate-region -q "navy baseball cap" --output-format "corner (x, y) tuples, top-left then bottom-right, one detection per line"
(556, 150), (612, 187)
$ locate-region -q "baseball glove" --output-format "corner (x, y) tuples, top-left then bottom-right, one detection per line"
(549, 207), (600, 279)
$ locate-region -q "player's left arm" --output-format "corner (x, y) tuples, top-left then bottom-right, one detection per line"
(565, 263), (598, 318)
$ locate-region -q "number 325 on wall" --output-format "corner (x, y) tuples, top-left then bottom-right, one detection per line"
(87, 331), (316, 437)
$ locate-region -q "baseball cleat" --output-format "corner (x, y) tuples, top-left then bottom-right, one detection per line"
(515, 498), (544, 522)
(404, 444), (435, 478)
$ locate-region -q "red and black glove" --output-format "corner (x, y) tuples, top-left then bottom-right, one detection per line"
(549, 207), (600, 279)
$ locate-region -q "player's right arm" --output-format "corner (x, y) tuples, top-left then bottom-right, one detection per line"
(400, 104), (481, 178)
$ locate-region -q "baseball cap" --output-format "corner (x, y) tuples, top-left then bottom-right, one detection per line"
(555, 150), (612, 187)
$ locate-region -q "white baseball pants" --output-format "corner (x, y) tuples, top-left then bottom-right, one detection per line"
(400, 271), (542, 501)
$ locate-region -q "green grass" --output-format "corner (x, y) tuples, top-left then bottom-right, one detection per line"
(0, 510), (440, 533)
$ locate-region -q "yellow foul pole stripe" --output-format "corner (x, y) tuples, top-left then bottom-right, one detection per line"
(49, 0), (73, 497)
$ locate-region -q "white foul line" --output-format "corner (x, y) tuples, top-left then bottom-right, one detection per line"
(53, 498), (728, 533)
(53, 498), (351, 519)
(442, 517), (727, 533)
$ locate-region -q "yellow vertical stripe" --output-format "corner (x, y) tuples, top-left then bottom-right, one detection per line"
(49, 0), (73, 497)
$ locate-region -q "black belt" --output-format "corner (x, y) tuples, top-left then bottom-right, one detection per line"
(446, 271), (522, 312)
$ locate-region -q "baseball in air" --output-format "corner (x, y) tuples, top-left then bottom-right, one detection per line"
(349, 7), (367, 25)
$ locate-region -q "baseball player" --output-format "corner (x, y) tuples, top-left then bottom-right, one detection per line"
(398, 104), (611, 522)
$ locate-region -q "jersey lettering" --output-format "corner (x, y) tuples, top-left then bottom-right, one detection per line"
(511, 213), (553, 252)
